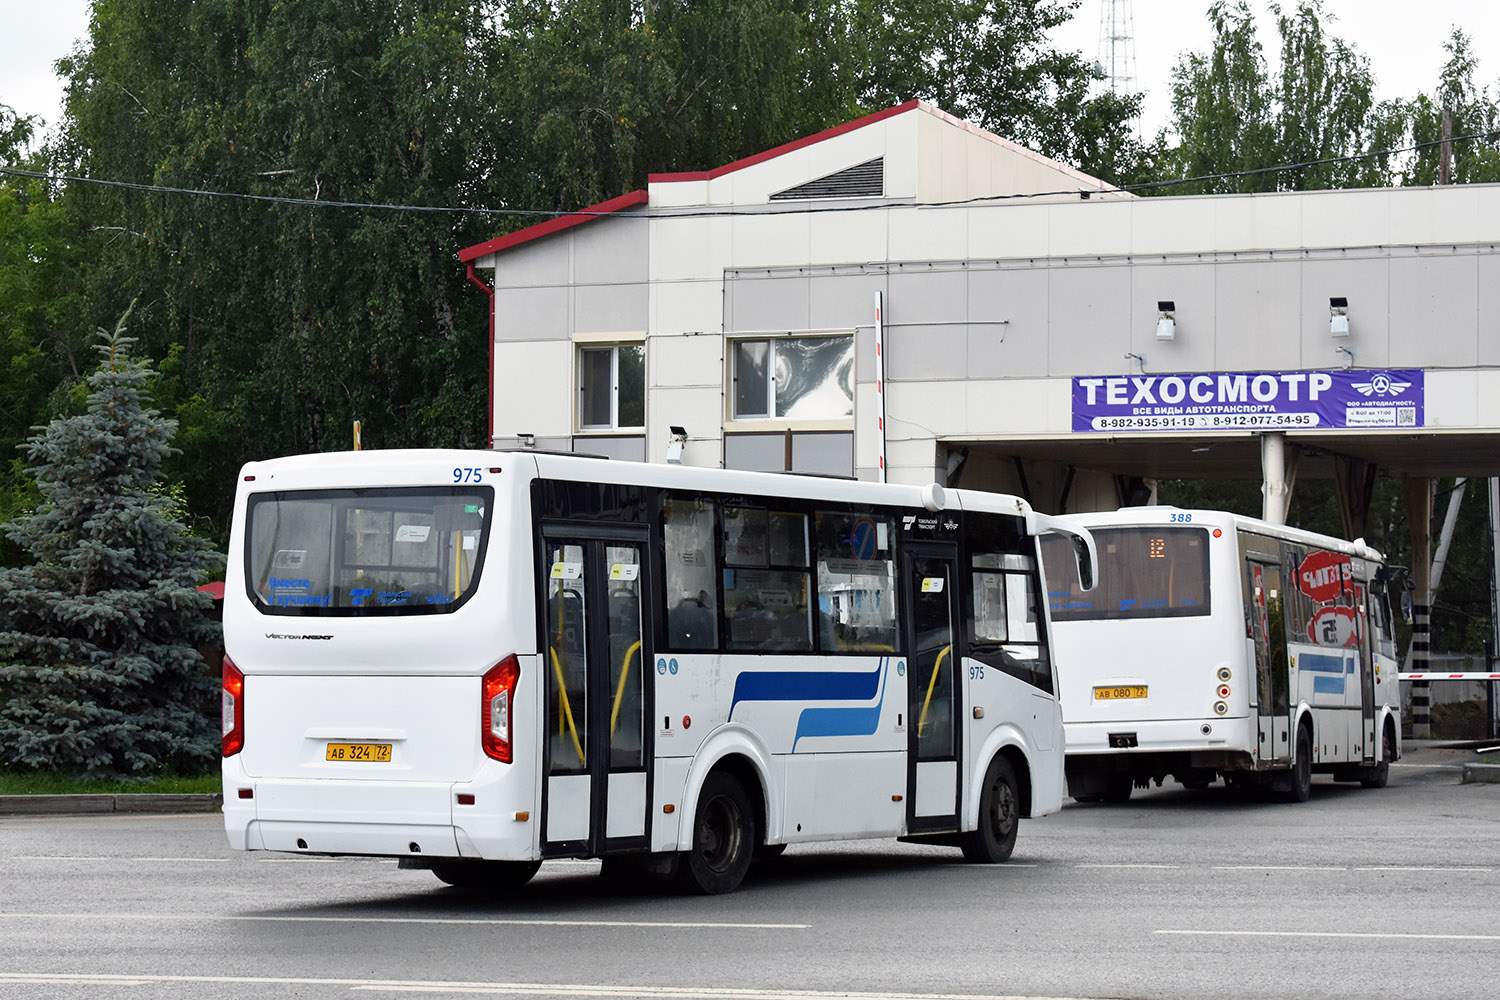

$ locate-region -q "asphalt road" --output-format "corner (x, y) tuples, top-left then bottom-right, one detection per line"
(0, 747), (1495, 1000)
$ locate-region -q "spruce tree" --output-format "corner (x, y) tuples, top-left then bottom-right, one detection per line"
(0, 306), (222, 777)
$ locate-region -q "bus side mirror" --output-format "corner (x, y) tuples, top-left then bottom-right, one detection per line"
(1072, 534), (1096, 592)
(1030, 513), (1097, 593)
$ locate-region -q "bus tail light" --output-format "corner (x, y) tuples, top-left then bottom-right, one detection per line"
(222, 657), (245, 756)
(482, 655), (520, 763)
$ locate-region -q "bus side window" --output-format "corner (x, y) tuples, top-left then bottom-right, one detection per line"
(814, 512), (897, 652)
(723, 507), (812, 651)
(663, 497), (719, 650)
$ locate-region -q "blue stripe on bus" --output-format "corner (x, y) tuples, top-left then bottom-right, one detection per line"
(1313, 675), (1347, 695)
(793, 659), (892, 751)
(1299, 653), (1352, 674)
(729, 662), (883, 719)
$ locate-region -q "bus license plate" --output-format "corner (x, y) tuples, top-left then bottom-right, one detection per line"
(325, 742), (392, 762)
(1094, 685), (1148, 700)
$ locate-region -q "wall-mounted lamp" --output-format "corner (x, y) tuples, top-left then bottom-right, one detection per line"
(666, 425), (688, 464)
(518, 432), (536, 448)
(1329, 296), (1350, 337)
(1156, 300), (1176, 341)
(1335, 345), (1356, 369)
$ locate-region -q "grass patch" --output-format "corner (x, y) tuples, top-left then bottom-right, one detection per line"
(0, 771), (220, 796)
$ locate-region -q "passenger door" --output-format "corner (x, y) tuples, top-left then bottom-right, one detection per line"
(1248, 559), (1291, 763)
(539, 530), (651, 857)
(901, 543), (961, 832)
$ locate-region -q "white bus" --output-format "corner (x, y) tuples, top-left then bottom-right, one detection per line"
(1039, 508), (1401, 804)
(221, 450), (1095, 893)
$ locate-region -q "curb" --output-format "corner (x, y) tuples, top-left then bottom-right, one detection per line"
(1460, 764), (1500, 785)
(0, 793), (222, 816)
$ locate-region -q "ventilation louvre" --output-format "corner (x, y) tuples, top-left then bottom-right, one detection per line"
(769, 157), (883, 201)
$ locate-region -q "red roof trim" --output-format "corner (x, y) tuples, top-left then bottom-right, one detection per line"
(459, 189), (649, 262)
(647, 100), (921, 184)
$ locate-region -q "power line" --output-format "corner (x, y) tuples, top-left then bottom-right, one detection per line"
(2, 128), (1498, 223)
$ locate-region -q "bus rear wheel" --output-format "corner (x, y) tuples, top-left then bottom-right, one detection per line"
(1360, 724), (1395, 788)
(1283, 726), (1313, 803)
(676, 772), (754, 894)
(960, 756), (1020, 863)
(431, 859), (541, 890)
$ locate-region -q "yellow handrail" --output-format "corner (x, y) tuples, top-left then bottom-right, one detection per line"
(918, 645), (952, 737)
(610, 640), (642, 736)
(548, 646), (586, 766)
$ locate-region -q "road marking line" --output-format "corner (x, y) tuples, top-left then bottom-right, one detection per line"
(0, 912), (808, 930)
(9, 856), (228, 862)
(1156, 929), (1500, 942)
(1076, 864), (1180, 869)
(0, 973), (1116, 1000)
(1353, 866), (1494, 873)
(1211, 865), (1347, 871)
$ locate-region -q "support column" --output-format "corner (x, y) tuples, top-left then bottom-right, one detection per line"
(1406, 476), (1434, 739)
(1261, 432), (1288, 525)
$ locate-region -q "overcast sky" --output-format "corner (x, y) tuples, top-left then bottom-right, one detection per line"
(2, 1), (1498, 145)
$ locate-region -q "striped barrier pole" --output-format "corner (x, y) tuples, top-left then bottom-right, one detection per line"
(1410, 603), (1431, 738)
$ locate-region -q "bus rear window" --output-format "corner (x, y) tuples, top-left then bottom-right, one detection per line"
(1041, 526), (1210, 622)
(245, 487), (492, 615)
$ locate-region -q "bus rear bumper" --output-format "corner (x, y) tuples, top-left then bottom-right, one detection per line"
(1064, 716), (1252, 756)
(1063, 718), (1257, 795)
(223, 760), (537, 861)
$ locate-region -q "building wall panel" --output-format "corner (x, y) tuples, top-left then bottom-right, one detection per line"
(727, 275), (811, 334)
(886, 325), (968, 380)
(1388, 255), (1479, 368)
(1129, 262), (1217, 372)
(574, 282), (648, 334)
(572, 219), (649, 285)
(965, 268), (1049, 379)
(1213, 193), (1302, 251)
(1213, 260), (1303, 371)
(490, 238), (570, 289)
(888, 206), (966, 262)
(493, 285), (569, 342)
(1047, 265), (1131, 375)
(810, 273), (886, 341)
(732, 213), (811, 269)
(650, 331), (723, 390)
(1050, 201), (1130, 257)
(491, 341), (571, 440)
(1479, 254), (1500, 367)
(1297, 256), (1388, 369)
(968, 204), (1050, 260)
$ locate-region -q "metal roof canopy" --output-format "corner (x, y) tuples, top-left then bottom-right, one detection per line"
(973, 431), (1500, 482)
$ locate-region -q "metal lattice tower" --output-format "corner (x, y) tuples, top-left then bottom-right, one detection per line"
(1095, 0), (1138, 94)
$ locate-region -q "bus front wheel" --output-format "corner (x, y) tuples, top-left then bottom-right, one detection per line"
(677, 772), (755, 894)
(960, 756), (1020, 863)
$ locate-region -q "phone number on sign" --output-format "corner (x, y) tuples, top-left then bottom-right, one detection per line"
(1090, 412), (1321, 431)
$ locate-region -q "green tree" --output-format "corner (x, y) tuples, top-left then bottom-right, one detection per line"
(56, 0), (503, 538)
(0, 103), (88, 566)
(850, 0), (1148, 184)
(1158, 0), (1390, 194)
(0, 309), (221, 777)
(493, 0), (867, 211)
(1385, 30), (1500, 185)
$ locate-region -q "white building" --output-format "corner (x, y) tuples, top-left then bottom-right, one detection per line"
(461, 99), (1500, 528)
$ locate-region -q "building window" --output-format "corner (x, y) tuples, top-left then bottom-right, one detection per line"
(578, 344), (645, 431)
(731, 335), (853, 420)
